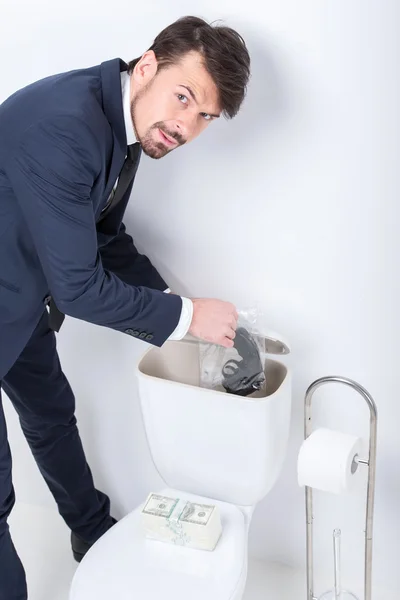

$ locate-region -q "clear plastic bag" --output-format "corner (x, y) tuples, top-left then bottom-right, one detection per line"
(199, 307), (266, 396)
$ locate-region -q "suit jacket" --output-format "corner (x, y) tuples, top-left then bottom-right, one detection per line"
(0, 58), (182, 379)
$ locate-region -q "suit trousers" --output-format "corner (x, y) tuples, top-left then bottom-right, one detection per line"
(0, 311), (113, 600)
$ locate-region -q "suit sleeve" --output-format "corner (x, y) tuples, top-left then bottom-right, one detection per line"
(6, 115), (182, 345)
(99, 222), (168, 290)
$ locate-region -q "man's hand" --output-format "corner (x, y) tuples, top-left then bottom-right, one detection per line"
(189, 299), (238, 348)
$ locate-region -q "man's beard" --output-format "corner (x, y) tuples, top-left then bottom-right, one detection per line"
(130, 100), (186, 159)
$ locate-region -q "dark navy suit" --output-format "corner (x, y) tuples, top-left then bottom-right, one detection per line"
(0, 58), (182, 599)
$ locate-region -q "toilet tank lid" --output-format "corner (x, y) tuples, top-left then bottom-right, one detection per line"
(257, 332), (290, 355)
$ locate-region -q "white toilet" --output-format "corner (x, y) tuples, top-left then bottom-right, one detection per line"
(70, 335), (292, 600)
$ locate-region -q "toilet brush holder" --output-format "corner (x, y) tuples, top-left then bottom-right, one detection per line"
(318, 528), (359, 600)
(303, 376), (378, 600)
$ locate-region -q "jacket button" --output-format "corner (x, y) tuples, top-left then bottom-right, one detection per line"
(146, 334), (154, 341)
(125, 329), (140, 337)
(126, 329), (140, 336)
(44, 295), (51, 305)
(139, 332), (146, 339)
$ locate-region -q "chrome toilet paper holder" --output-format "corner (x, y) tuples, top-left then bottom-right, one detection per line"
(304, 376), (378, 600)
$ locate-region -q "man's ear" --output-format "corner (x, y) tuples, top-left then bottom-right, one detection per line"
(132, 50), (158, 87)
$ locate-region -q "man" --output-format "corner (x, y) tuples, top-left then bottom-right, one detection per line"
(0, 15), (250, 599)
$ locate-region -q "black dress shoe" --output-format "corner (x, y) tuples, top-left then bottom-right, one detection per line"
(71, 517), (117, 563)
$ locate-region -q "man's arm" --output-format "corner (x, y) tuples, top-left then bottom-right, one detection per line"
(99, 224), (193, 339)
(99, 222), (168, 290)
(6, 114), (182, 345)
(99, 223), (193, 340)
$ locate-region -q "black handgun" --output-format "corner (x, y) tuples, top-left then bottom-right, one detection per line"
(221, 327), (265, 396)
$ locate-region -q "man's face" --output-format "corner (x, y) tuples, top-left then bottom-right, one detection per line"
(130, 50), (221, 159)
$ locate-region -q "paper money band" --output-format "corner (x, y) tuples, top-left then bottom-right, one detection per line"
(168, 498), (188, 524)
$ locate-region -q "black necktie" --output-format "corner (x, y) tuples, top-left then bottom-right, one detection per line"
(98, 142), (141, 222)
(48, 143), (141, 332)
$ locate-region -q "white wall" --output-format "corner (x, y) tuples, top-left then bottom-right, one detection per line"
(2, 1), (399, 597)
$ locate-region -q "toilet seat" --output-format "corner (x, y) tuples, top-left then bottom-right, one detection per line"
(69, 488), (248, 600)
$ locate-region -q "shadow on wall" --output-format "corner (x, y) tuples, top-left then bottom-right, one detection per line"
(208, 23), (291, 148)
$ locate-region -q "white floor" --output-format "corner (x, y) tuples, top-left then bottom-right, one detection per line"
(8, 502), (306, 600)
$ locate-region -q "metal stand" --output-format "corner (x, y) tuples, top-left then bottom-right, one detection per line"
(304, 376), (378, 600)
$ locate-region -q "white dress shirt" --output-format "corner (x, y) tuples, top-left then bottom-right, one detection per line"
(117, 71), (193, 341)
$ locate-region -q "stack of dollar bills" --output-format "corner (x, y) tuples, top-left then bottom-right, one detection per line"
(141, 492), (222, 551)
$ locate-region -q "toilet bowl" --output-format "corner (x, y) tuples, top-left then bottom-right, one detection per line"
(70, 487), (252, 600)
(70, 336), (291, 600)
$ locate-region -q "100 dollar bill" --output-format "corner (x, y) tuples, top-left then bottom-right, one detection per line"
(142, 494), (179, 518)
(180, 502), (214, 526)
(142, 494), (215, 526)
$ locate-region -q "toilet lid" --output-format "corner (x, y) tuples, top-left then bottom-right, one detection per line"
(70, 488), (247, 600)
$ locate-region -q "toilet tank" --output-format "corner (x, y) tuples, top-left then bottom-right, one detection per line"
(136, 337), (292, 507)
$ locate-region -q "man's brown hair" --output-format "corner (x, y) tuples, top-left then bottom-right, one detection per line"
(128, 16), (251, 119)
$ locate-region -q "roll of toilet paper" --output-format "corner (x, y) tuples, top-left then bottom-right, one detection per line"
(297, 427), (362, 494)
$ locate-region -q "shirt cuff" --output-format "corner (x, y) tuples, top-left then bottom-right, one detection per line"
(163, 289), (193, 340)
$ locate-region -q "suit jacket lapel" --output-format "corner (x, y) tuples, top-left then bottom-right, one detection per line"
(99, 58), (128, 214)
